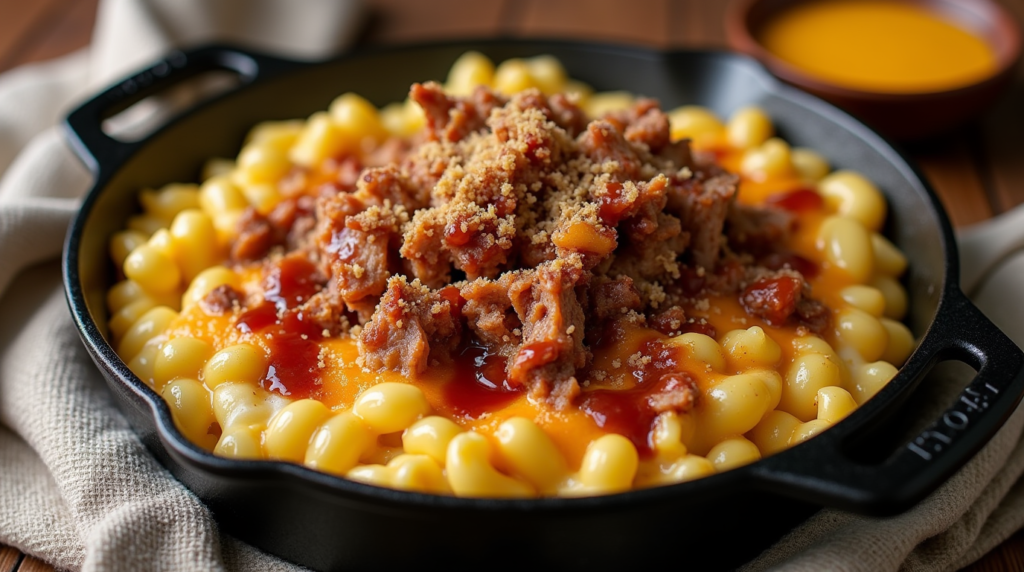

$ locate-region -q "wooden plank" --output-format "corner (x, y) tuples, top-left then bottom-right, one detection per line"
(363, 0), (509, 45)
(0, 545), (22, 572)
(677, 0), (730, 48)
(11, 0), (99, 70)
(0, 0), (66, 73)
(912, 138), (995, 229)
(979, 0), (1024, 213)
(981, 84), (1024, 213)
(515, 0), (672, 48)
(666, 0), (694, 47)
(13, 556), (52, 572)
(963, 528), (1024, 572)
(978, 88), (1019, 213)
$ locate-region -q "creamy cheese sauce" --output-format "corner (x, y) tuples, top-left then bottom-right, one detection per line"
(757, 0), (997, 93)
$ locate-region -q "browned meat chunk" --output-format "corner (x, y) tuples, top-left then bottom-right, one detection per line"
(656, 139), (694, 169)
(410, 82), (507, 142)
(670, 172), (738, 270)
(401, 211), (452, 288)
(622, 192), (674, 246)
(297, 289), (354, 337)
(727, 203), (795, 256)
(582, 276), (644, 346)
(402, 142), (453, 203)
(706, 256), (750, 296)
(578, 120), (643, 180)
(758, 251), (819, 280)
(647, 373), (699, 414)
(600, 99), (682, 158)
(355, 164), (429, 210)
(445, 215), (511, 279)
(547, 93), (588, 137)
(649, 306), (687, 335)
(490, 92), (571, 167)
(359, 276), (462, 375)
(333, 156), (365, 192)
(795, 297), (831, 334)
(740, 273), (803, 326)
(233, 195), (323, 262)
(442, 200), (516, 280)
(317, 194), (405, 322)
(200, 284), (242, 315)
(364, 137), (413, 168)
(596, 175), (667, 228)
(739, 270), (828, 333)
(592, 176), (690, 281)
(460, 275), (521, 348)
(589, 276), (643, 321)
(615, 215), (690, 285)
(410, 82), (456, 141)
(507, 257), (588, 409)
(232, 208), (276, 261)
(623, 100), (671, 153)
(518, 235), (558, 268)
(605, 233), (690, 298)
(315, 189), (364, 245)
(269, 195), (318, 252)
(501, 89), (589, 138)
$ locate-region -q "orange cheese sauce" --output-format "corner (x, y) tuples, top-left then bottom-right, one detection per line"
(757, 0), (998, 93)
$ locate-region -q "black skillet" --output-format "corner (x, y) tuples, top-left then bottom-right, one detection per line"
(61, 40), (1024, 571)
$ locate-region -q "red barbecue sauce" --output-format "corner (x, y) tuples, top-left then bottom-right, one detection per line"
(599, 182), (630, 225)
(766, 187), (824, 212)
(741, 275), (804, 326)
(579, 338), (694, 458)
(236, 256), (325, 399)
(440, 340), (523, 420)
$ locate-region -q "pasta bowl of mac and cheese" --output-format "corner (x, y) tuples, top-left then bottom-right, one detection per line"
(62, 41), (1024, 571)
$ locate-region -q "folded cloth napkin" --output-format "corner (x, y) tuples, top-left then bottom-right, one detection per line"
(0, 1), (1022, 570)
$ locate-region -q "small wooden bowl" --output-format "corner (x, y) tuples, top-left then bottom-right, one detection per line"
(726, 0), (1022, 141)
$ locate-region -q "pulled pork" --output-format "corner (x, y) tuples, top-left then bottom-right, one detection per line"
(224, 84), (828, 409)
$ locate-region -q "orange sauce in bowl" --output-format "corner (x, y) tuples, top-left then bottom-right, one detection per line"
(757, 0), (998, 93)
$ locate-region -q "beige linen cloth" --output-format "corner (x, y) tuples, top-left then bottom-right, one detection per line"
(1, 1), (1023, 570)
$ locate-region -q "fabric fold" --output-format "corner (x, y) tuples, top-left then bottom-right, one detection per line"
(959, 205), (1024, 295)
(0, 51), (92, 172)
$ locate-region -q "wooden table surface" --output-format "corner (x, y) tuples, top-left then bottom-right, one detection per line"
(0, 0), (1021, 570)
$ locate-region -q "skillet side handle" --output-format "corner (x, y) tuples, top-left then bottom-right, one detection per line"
(754, 289), (1024, 515)
(62, 45), (300, 180)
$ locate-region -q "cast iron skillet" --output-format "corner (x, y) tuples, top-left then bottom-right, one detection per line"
(62, 40), (1024, 571)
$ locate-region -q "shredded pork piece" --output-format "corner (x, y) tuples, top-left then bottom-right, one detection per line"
(359, 276), (462, 375)
(460, 276), (521, 349)
(727, 203), (795, 256)
(200, 284), (242, 315)
(507, 256), (588, 409)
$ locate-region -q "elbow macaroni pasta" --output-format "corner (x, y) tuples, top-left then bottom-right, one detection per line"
(103, 52), (915, 498)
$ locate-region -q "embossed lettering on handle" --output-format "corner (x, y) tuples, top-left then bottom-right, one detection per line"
(908, 382), (1000, 461)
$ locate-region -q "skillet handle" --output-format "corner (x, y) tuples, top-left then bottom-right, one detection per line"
(752, 288), (1024, 515)
(62, 45), (300, 181)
